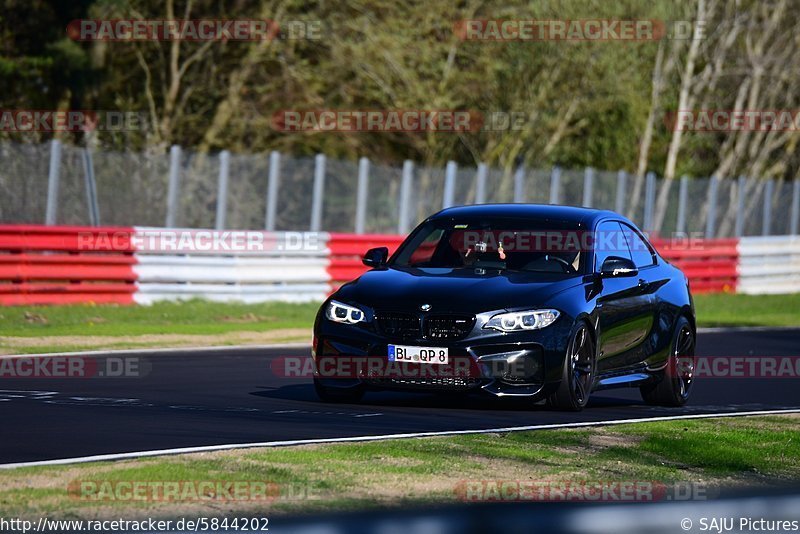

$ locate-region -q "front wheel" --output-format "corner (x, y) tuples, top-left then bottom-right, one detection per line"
(640, 316), (695, 406)
(547, 322), (595, 411)
(314, 378), (365, 403)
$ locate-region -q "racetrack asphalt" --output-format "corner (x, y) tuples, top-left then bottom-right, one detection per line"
(1, 328), (799, 466)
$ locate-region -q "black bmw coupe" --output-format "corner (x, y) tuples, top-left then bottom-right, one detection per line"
(313, 204), (696, 410)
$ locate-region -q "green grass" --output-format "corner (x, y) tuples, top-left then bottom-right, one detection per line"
(0, 300), (318, 353)
(615, 416), (800, 477)
(0, 300), (318, 337)
(0, 416), (798, 519)
(693, 293), (800, 327)
(0, 293), (798, 354)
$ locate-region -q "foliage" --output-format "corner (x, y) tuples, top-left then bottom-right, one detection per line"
(1, 0), (799, 182)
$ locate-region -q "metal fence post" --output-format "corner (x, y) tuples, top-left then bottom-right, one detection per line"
(614, 170), (627, 214)
(476, 163), (487, 204)
(513, 164), (525, 203)
(165, 144), (181, 227)
(676, 175), (689, 235)
(762, 179), (774, 236)
(45, 139), (62, 225)
(265, 151), (280, 231)
(582, 167), (594, 207)
(442, 161), (457, 209)
(24, 139), (800, 239)
(355, 157), (370, 234)
(82, 148), (100, 226)
(704, 175), (719, 239)
(215, 150), (230, 230)
(310, 153), (326, 231)
(791, 179), (800, 236)
(398, 160), (413, 234)
(643, 172), (656, 232)
(734, 176), (746, 237)
(549, 166), (561, 205)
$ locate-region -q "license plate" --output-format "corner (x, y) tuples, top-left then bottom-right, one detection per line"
(388, 344), (449, 365)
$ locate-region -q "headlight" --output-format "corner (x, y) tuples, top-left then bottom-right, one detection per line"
(485, 309), (560, 332)
(325, 300), (368, 324)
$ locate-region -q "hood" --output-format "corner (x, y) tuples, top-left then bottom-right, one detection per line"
(334, 266), (584, 313)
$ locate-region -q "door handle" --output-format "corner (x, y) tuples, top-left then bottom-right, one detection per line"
(638, 278), (647, 288)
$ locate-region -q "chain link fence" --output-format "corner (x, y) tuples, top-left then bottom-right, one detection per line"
(1, 139), (799, 237)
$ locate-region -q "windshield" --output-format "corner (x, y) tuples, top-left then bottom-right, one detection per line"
(391, 217), (584, 275)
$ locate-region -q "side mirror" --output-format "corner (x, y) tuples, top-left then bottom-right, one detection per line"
(600, 256), (638, 278)
(362, 247), (389, 268)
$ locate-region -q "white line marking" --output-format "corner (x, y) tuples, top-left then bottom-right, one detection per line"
(1, 408), (798, 469)
(697, 326), (800, 333)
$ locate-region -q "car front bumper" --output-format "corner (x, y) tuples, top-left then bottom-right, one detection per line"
(313, 314), (574, 398)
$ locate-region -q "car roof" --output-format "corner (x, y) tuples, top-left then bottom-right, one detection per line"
(430, 203), (632, 228)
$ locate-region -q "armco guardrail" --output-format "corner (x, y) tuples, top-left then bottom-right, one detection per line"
(0, 225), (137, 305)
(0, 225), (329, 305)
(653, 238), (739, 293)
(328, 233), (405, 287)
(1, 226), (796, 305)
(131, 227), (330, 304)
(738, 236), (800, 294)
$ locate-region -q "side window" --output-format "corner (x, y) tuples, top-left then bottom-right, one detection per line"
(620, 224), (656, 268)
(594, 221), (631, 272)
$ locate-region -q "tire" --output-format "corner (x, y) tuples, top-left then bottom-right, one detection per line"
(313, 378), (365, 403)
(640, 316), (696, 406)
(547, 322), (595, 411)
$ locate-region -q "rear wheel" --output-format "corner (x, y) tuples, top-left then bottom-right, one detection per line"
(314, 378), (365, 403)
(547, 322), (595, 411)
(640, 316), (695, 406)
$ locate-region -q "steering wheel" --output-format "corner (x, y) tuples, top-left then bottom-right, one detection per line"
(544, 254), (575, 273)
